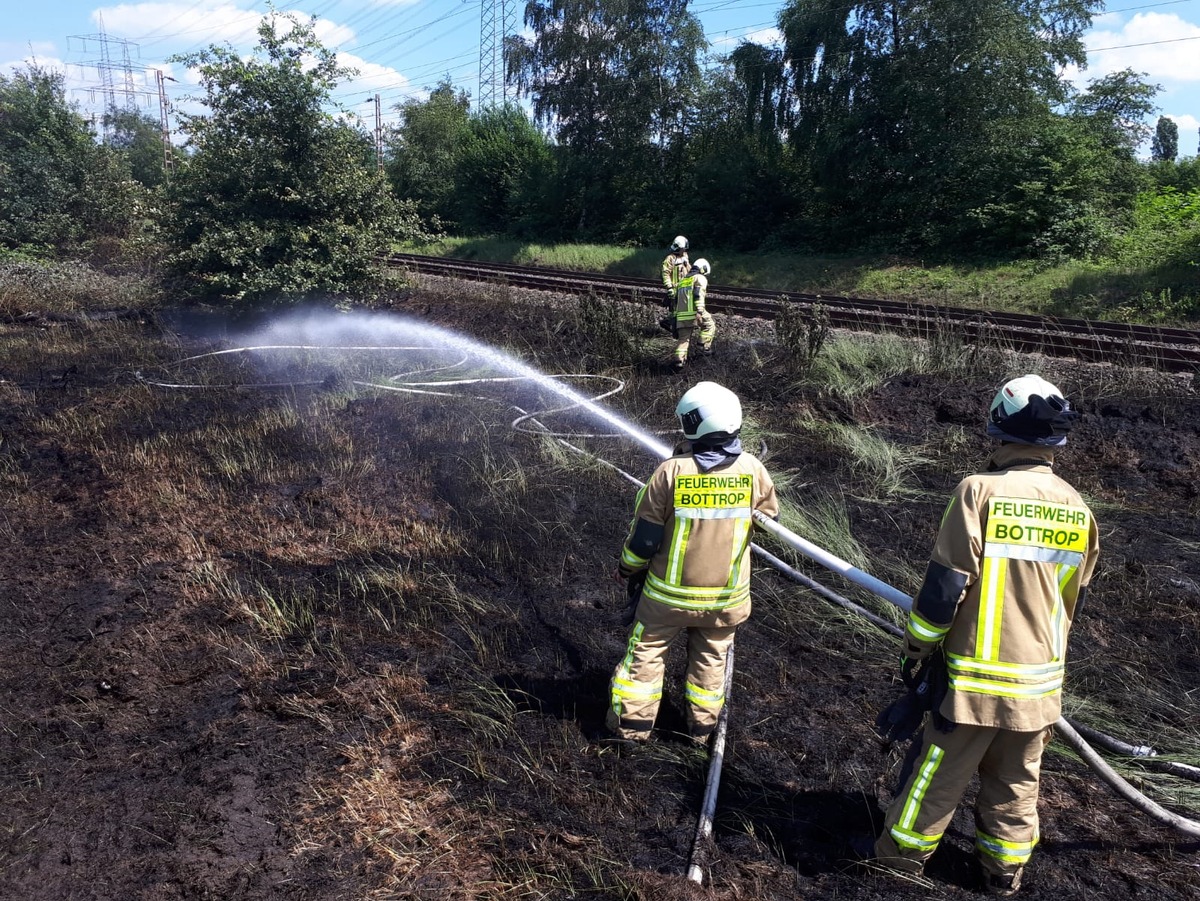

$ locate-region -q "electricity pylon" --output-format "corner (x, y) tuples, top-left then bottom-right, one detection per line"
(478, 0), (517, 109)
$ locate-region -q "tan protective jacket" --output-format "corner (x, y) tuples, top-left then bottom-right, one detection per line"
(903, 444), (1099, 731)
(662, 251), (690, 291)
(620, 445), (778, 627)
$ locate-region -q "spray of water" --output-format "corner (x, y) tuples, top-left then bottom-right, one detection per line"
(151, 308), (676, 460)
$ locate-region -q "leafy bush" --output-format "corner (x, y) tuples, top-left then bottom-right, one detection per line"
(164, 15), (435, 305)
(0, 66), (141, 252)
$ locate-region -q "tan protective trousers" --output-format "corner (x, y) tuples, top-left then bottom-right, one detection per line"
(672, 309), (716, 365)
(874, 719), (1051, 878)
(606, 601), (738, 741)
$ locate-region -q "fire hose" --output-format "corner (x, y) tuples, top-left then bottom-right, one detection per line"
(140, 335), (1200, 848)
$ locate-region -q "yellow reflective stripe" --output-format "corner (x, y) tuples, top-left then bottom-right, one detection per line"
(726, 517), (752, 588)
(621, 546), (649, 568)
(1057, 562), (1077, 592)
(976, 827), (1039, 863)
(618, 623), (643, 672)
(665, 517), (690, 584)
(939, 496), (957, 528)
(685, 680), (724, 707)
(948, 675), (1063, 698)
(612, 676), (662, 701)
(1051, 563), (1069, 661)
(642, 577), (749, 610)
(945, 654), (1064, 679)
(977, 556), (1006, 661)
(612, 623), (645, 717)
(899, 743), (944, 833)
(907, 611), (950, 642)
(890, 824), (943, 852)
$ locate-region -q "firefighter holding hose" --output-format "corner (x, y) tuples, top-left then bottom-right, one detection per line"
(863, 374), (1100, 896)
(605, 381), (778, 746)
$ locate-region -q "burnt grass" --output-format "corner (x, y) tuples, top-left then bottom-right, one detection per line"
(1, 281), (1199, 900)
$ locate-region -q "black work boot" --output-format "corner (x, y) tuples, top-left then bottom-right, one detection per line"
(984, 868), (1023, 896)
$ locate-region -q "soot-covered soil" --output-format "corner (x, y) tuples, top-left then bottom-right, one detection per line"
(1, 282), (1198, 900)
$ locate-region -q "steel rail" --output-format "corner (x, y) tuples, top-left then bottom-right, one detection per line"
(386, 253), (1200, 373)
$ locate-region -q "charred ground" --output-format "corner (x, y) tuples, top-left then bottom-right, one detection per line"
(1, 279), (1198, 900)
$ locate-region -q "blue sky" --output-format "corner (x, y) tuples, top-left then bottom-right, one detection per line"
(4, 1), (1200, 155)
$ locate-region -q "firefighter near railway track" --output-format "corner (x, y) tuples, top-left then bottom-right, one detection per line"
(605, 381), (779, 746)
(864, 374), (1100, 897)
(661, 235), (691, 305)
(667, 258), (716, 371)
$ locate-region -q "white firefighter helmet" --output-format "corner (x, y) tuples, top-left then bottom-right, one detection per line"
(676, 381), (742, 440)
(988, 374), (1076, 446)
(692, 258), (711, 276)
(670, 235), (689, 252)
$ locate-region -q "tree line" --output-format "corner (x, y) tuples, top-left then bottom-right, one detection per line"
(2, 2), (1198, 306)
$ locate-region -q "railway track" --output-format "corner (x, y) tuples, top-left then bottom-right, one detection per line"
(387, 252), (1200, 373)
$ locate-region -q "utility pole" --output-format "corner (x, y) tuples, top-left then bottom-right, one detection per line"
(373, 93), (384, 174)
(156, 69), (175, 180)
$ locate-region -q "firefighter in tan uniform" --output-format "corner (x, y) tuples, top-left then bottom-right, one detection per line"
(661, 235), (690, 305)
(607, 381), (778, 744)
(867, 374), (1100, 896)
(670, 258), (716, 371)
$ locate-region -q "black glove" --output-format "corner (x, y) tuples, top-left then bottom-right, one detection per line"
(900, 655), (920, 689)
(925, 650), (956, 734)
(659, 314), (674, 333)
(874, 692), (925, 746)
(621, 571), (647, 626)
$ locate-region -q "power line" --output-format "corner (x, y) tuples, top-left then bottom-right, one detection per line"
(1089, 33), (1200, 52)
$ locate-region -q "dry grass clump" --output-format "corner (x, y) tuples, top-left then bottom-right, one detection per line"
(0, 258), (160, 318)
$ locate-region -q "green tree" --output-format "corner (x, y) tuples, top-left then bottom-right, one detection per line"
(165, 14), (420, 303)
(453, 104), (555, 235)
(779, 0), (1104, 251)
(385, 79), (472, 224)
(0, 65), (137, 252)
(104, 107), (183, 189)
(1151, 115), (1179, 163)
(677, 43), (805, 249)
(506, 0), (706, 239)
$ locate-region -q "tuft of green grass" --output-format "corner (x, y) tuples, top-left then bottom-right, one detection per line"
(793, 413), (932, 501)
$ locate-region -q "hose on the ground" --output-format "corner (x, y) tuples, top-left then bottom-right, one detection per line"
(686, 643), (736, 884)
(141, 340), (1200, 834)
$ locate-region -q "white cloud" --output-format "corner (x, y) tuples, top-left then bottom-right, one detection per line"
(1084, 12), (1200, 83)
(96, 3), (264, 47)
(2, 53), (68, 78)
(336, 51), (411, 93)
(312, 18), (356, 48)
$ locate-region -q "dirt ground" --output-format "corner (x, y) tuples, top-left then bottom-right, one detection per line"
(1, 282), (1199, 900)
